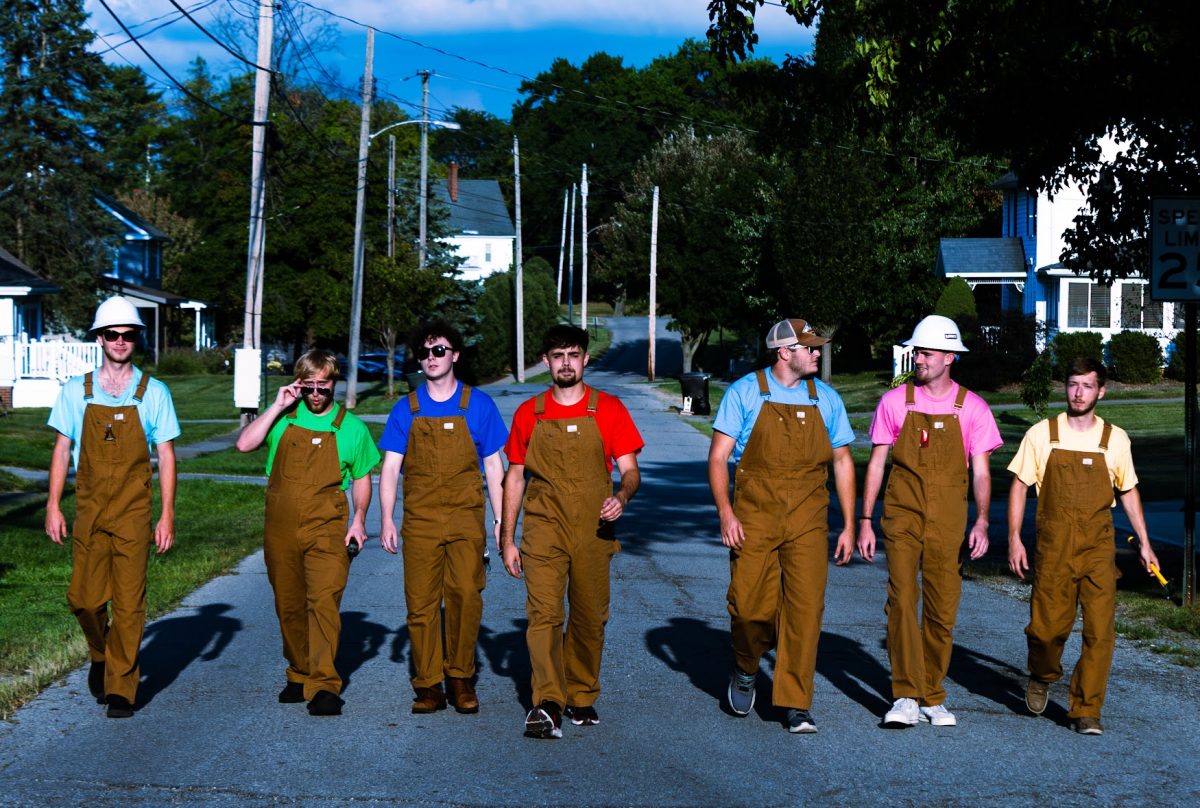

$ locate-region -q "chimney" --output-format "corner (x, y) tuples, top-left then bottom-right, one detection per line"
(449, 161), (458, 203)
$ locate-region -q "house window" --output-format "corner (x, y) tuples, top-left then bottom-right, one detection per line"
(1120, 282), (1162, 330)
(1066, 281), (1110, 329)
(485, 243), (492, 263)
(1175, 303), (1185, 330)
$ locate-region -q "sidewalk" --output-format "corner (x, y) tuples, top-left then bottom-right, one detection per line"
(1, 346), (1198, 805)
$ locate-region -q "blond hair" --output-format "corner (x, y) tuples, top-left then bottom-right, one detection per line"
(293, 349), (341, 382)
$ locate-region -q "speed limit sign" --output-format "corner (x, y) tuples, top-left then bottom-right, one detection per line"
(1150, 197), (1200, 301)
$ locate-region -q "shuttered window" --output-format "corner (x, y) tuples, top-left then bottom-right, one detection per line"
(1121, 282), (1163, 330)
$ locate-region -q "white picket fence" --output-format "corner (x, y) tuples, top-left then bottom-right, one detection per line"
(892, 344), (914, 379)
(17, 340), (102, 381)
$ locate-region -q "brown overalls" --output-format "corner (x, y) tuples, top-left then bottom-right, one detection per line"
(727, 371), (833, 710)
(1028, 417), (1117, 719)
(401, 384), (487, 688)
(521, 387), (618, 709)
(68, 372), (154, 704)
(264, 406), (351, 700)
(882, 381), (970, 706)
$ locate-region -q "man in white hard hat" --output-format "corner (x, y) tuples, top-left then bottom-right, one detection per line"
(857, 314), (1001, 728)
(709, 318), (856, 734)
(45, 296), (180, 718)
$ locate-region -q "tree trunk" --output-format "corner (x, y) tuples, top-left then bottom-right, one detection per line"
(613, 290), (626, 317)
(815, 323), (839, 382)
(679, 328), (710, 374)
(383, 326), (398, 399)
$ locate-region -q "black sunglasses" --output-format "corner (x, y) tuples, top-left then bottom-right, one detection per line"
(299, 384), (334, 397)
(101, 329), (137, 344)
(416, 344), (453, 360)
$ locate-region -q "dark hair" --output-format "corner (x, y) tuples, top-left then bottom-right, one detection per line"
(1064, 355), (1107, 387)
(408, 318), (464, 353)
(541, 324), (589, 355)
(294, 349), (341, 382)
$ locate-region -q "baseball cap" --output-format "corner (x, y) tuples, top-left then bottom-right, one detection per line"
(765, 318), (831, 349)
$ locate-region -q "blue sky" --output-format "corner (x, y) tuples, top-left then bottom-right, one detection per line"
(85, 0), (816, 120)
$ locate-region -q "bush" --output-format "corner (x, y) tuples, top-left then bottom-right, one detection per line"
(1167, 332), (1190, 381)
(1107, 331), (1163, 384)
(154, 348), (228, 375)
(1021, 351), (1054, 419)
(954, 311), (1039, 390)
(1050, 331), (1104, 379)
(934, 277), (977, 320)
(474, 260), (560, 379)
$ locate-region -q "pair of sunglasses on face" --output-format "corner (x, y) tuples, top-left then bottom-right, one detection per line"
(297, 383), (333, 397)
(416, 344), (453, 360)
(101, 329), (137, 343)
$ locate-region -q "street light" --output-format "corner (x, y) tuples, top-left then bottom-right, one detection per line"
(346, 117), (460, 408)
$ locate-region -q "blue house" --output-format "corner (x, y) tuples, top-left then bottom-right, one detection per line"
(938, 164), (1181, 350)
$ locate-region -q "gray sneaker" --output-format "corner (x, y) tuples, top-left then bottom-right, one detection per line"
(727, 669), (756, 716)
(787, 708), (817, 734)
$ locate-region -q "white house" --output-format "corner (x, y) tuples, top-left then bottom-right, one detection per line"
(431, 175), (514, 283)
(936, 149), (1181, 350)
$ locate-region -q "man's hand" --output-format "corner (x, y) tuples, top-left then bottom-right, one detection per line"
(967, 519), (990, 560)
(501, 541), (522, 578)
(153, 517), (174, 554)
(45, 508), (68, 545)
(380, 523), (399, 554)
(833, 528), (854, 566)
(1139, 541), (1161, 579)
(1008, 538), (1028, 581)
(719, 509), (746, 550)
(599, 494), (626, 522)
(857, 520), (877, 562)
(345, 521), (367, 553)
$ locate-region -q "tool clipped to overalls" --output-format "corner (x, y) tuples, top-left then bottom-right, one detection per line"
(1126, 535), (1171, 599)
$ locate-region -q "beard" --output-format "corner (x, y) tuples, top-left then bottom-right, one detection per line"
(1066, 399), (1097, 417)
(552, 369), (579, 388)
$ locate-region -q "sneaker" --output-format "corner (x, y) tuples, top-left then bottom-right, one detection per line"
(278, 681), (305, 704)
(1074, 716), (1103, 735)
(919, 704), (957, 727)
(1025, 680), (1050, 715)
(524, 701), (563, 739)
(727, 669), (757, 716)
(787, 709), (817, 734)
(565, 704), (600, 726)
(882, 697), (920, 728)
(105, 694), (134, 719)
(307, 690), (344, 716)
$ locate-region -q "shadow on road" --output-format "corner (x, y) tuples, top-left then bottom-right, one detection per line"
(138, 603), (241, 707)
(336, 611), (392, 693)
(815, 631), (892, 716)
(478, 619), (533, 709)
(947, 643), (1028, 715)
(618, 459), (716, 556)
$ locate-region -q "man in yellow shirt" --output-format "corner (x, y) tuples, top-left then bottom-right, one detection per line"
(1007, 357), (1160, 735)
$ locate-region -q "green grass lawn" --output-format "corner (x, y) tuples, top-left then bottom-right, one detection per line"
(0, 479), (266, 717)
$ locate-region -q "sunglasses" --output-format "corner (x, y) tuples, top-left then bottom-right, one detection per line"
(101, 329), (137, 344)
(784, 343), (820, 354)
(416, 344), (453, 360)
(298, 384), (334, 397)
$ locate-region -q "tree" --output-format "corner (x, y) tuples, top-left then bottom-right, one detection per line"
(599, 128), (775, 372)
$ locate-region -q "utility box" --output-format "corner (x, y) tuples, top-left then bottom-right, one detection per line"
(234, 348), (262, 410)
(680, 372), (712, 416)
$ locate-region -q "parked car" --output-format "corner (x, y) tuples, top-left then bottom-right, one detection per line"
(354, 348), (407, 380)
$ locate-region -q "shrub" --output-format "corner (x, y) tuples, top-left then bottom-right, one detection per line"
(1021, 351), (1054, 419)
(1107, 330), (1163, 384)
(154, 348), (228, 375)
(954, 311), (1039, 390)
(934, 277), (977, 320)
(474, 261), (560, 379)
(1050, 331), (1104, 379)
(1167, 332), (1190, 381)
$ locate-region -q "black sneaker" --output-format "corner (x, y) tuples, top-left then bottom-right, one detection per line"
(87, 661), (105, 704)
(524, 700), (563, 739)
(105, 694), (134, 719)
(727, 668), (756, 716)
(278, 682), (305, 703)
(787, 708), (817, 734)
(565, 704), (600, 726)
(307, 690), (344, 716)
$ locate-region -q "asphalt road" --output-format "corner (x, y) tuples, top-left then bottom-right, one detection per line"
(2, 320), (1198, 806)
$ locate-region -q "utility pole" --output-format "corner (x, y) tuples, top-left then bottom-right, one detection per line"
(556, 188), (568, 303)
(238, 0), (272, 424)
(648, 185), (659, 381)
(418, 70), (431, 268)
(387, 134), (396, 258)
(513, 135), (525, 382)
(566, 183), (577, 324)
(580, 163), (588, 330)
(346, 29), (374, 410)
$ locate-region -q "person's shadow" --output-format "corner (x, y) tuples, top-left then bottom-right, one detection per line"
(335, 610), (391, 693)
(815, 631), (893, 716)
(947, 644), (1033, 717)
(138, 603), (241, 707)
(478, 619), (533, 709)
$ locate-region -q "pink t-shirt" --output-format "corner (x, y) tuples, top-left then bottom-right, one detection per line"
(868, 382), (1002, 463)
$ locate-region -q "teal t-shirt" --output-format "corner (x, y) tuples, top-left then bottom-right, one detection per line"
(263, 402), (380, 490)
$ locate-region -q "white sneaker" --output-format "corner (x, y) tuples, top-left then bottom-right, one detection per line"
(919, 704), (957, 727)
(882, 697), (920, 727)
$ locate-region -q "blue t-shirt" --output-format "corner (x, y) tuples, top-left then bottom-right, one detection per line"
(47, 367), (182, 469)
(379, 382), (508, 473)
(712, 368), (855, 463)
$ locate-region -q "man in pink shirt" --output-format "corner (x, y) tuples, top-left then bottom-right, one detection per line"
(857, 315), (1002, 729)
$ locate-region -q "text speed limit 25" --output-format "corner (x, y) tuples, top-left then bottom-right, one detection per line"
(1151, 198), (1200, 301)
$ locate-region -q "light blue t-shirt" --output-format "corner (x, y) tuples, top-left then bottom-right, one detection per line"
(712, 368), (855, 463)
(47, 367), (181, 469)
(378, 382), (508, 474)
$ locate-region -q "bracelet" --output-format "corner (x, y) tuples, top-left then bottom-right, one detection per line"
(858, 515), (872, 521)
(492, 518), (501, 525)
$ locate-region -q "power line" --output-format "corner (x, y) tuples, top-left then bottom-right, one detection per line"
(165, 0), (274, 73)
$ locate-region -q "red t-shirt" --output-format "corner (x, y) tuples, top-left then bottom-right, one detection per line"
(505, 385), (644, 473)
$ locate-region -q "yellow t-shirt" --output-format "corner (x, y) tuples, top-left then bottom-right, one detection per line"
(1007, 412), (1137, 502)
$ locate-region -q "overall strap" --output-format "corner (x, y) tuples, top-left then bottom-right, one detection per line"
(534, 392), (547, 416)
(1099, 422), (1113, 452)
(1048, 416), (1060, 444)
(905, 380), (916, 408)
(133, 373), (150, 403)
(83, 372), (94, 400)
(805, 376), (819, 403)
(755, 369), (770, 398)
(331, 404), (348, 431)
(586, 386), (600, 414)
(407, 391), (420, 414)
(458, 384), (472, 412)
(953, 384), (968, 411)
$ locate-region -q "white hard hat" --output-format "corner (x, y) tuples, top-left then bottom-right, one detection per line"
(902, 315), (968, 352)
(90, 296), (145, 332)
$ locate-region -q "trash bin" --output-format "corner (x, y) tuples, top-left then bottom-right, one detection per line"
(679, 372), (712, 416)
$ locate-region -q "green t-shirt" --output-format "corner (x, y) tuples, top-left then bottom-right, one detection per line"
(263, 402), (380, 490)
